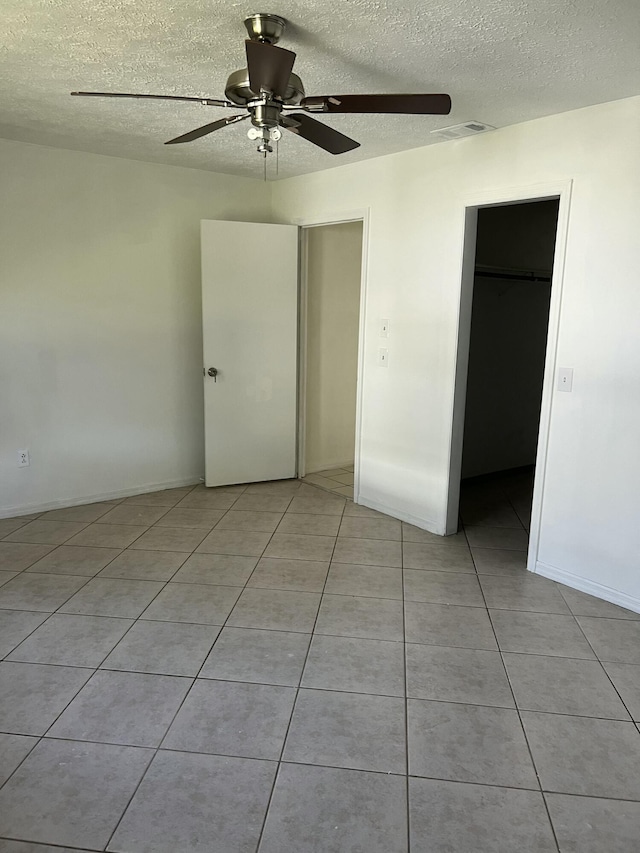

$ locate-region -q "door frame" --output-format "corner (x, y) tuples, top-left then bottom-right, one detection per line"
(445, 181), (573, 573)
(293, 208), (370, 503)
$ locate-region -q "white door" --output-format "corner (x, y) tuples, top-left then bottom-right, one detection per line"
(201, 219), (299, 487)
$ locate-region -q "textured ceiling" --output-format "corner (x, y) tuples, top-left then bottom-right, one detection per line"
(2, 0), (639, 179)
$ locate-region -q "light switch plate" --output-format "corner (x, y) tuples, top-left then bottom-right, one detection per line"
(557, 367), (573, 392)
(380, 319), (390, 338)
(378, 348), (389, 367)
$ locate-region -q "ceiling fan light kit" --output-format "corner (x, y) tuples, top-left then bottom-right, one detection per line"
(71, 13), (452, 166)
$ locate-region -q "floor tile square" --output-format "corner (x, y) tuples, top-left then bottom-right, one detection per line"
(195, 528), (272, 556)
(0, 573), (88, 612)
(325, 562), (403, 599)
(302, 635), (404, 696)
(48, 670), (192, 747)
(504, 653), (631, 719)
(163, 679), (295, 759)
(342, 503), (388, 520)
(170, 553), (257, 586)
(404, 569), (484, 606)
(26, 545), (121, 576)
(491, 610), (596, 658)
(153, 508), (225, 528)
(0, 519), (31, 537)
(98, 549), (187, 581)
(402, 523), (468, 546)
(0, 738), (152, 850)
(521, 710), (640, 798)
(247, 557), (329, 592)
(7, 614), (134, 667)
(0, 733), (38, 786)
(276, 513), (341, 536)
(128, 526), (210, 552)
(65, 523), (148, 549)
(102, 620), (220, 676)
(98, 505), (171, 526)
(231, 494), (293, 513)
(227, 588), (320, 632)
(338, 516), (401, 541)
(471, 547), (528, 575)
(402, 542), (475, 572)
(0, 571), (19, 587)
(330, 485), (354, 497)
(332, 537), (401, 567)
(174, 490), (239, 510)
(259, 763), (408, 853)
(283, 688), (406, 773)
(41, 502), (115, 523)
(559, 587), (640, 620)
(480, 574), (571, 613)
(0, 662), (91, 734)
(0, 841), (93, 852)
(199, 627), (309, 686)
(107, 751), (275, 853)
(214, 510), (283, 533)
(123, 488), (193, 507)
(576, 616), (640, 663)
(315, 594), (403, 640)
(0, 610), (49, 657)
(408, 699), (537, 788)
(245, 479), (302, 495)
(601, 662), (640, 720)
(4, 520), (88, 546)
(406, 644), (514, 707)
(546, 792), (640, 853)
(141, 582), (239, 625)
(409, 778), (556, 853)
(59, 577), (163, 618)
(287, 495), (346, 515)
(464, 526), (529, 551)
(262, 533), (335, 562)
(404, 601), (498, 649)
(0, 543), (56, 572)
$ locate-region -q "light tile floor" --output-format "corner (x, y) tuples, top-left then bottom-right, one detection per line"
(301, 466), (354, 499)
(0, 471), (639, 851)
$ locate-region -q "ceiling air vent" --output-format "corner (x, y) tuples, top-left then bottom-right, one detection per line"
(431, 121), (495, 141)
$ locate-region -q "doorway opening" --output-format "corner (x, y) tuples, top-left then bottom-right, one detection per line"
(298, 220), (364, 501)
(448, 197), (561, 561)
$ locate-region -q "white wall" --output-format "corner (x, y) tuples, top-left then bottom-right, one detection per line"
(0, 139), (270, 515)
(272, 95), (640, 610)
(305, 222), (362, 473)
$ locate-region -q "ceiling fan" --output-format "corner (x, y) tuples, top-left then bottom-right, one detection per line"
(72, 13), (452, 159)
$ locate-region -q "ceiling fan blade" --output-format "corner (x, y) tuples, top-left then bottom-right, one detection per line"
(283, 113), (360, 155)
(301, 94), (452, 115)
(165, 114), (249, 145)
(71, 91), (232, 107)
(245, 40), (296, 98)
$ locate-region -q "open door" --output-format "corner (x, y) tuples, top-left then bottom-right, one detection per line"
(201, 219), (299, 487)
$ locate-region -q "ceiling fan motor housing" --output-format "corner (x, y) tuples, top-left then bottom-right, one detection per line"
(243, 13), (287, 44)
(224, 69), (305, 109)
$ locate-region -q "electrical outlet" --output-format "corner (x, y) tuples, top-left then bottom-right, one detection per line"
(557, 367), (574, 392)
(17, 449), (30, 467)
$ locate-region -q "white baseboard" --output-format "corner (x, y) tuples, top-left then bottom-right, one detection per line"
(534, 560), (640, 615)
(0, 475), (203, 519)
(356, 494), (444, 535)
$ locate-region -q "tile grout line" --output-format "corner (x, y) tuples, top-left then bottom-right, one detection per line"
(253, 490), (347, 853)
(466, 520), (562, 853)
(401, 517), (412, 853)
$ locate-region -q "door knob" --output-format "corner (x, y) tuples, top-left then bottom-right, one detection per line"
(207, 367), (218, 381)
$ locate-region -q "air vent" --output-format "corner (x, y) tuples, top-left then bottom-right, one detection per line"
(431, 121), (495, 141)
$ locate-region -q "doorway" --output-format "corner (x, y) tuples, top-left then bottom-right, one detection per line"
(298, 220), (364, 500)
(447, 194), (565, 566)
